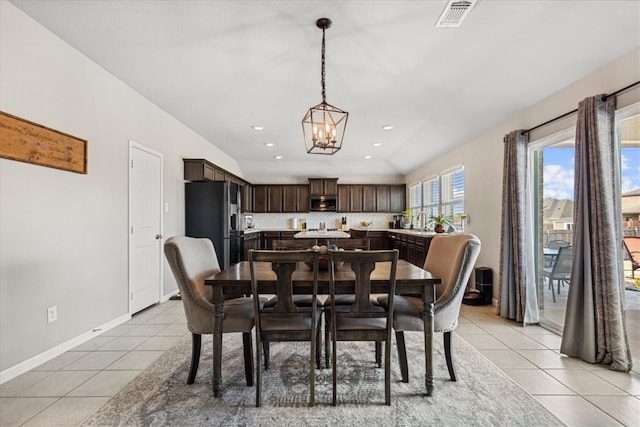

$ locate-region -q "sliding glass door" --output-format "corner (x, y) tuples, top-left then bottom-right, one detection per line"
(530, 102), (639, 335)
(530, 129), (575, 333)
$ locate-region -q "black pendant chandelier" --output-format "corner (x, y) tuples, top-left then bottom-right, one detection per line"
(302, 18), (348, 155)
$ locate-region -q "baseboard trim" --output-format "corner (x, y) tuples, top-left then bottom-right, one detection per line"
(160, 289), (179, 303)
(0, 313), (131, 384)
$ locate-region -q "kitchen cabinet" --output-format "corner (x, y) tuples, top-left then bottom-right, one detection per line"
(253, 185), (282, 213)
(388, 232), (432, 267)
(241, 183), (253, 213)
(243, 231), (261, 260)
(337, 185), (363, 212)
(252, 186), (268, 213)
(280, 231), (297, 239)
(213, 168), (226, 181)
(337, 186), (350, 212)
(309, 178), (338, 196)
(376, 186), (390, 212)
(338, 184), (405, 212)
(267, 186), (283, 212)
(282, 185), (309, 213)
(362, 185), (376, 212)
(389, 185), (406, 212)
(261, 230), (299, 249)
(375, 184), (406, 212)
(367, 231), (389, 250)
(255, 185), (309, 213)
(184, 158), (216, 181)
(262, 231), (281, 250)
(350, 186), (363, 212)
(183, 159), (254, 211)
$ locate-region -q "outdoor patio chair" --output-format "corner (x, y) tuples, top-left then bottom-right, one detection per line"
(623, 236), (640, 279)
(543, 245), (573, 303)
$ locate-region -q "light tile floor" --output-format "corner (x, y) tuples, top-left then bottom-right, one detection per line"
(1, 301), (638, 426)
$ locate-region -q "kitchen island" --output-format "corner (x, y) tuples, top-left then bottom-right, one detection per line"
(293, 230), (351, 239)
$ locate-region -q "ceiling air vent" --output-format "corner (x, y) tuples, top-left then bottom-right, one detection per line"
(435, 0), (479, 28)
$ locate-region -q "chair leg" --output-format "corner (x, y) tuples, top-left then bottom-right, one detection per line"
(325, 319), (330, 369)
(395, 331), (409, 383)
(316, 321), (322, 370)
(187, 333), (201, 384)
(263, 341), (270, 370)
(384, 338), (391, 405)
(444, 331), (456, 382)
(256, 341), (262, 407)
(242, 332), (254, 386)
(332, 337), (337, 406)
(375, 341), (382, 368)
(310, 328), (316, 406)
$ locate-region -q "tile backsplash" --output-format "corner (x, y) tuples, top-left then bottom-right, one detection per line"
(249, 213), (396, 230)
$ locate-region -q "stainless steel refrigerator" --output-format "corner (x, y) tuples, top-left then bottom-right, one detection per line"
(185, 181), (243, 269)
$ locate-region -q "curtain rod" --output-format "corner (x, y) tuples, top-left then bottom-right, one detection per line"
(524, 80), (640, 134)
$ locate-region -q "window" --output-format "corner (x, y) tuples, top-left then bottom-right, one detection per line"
(408, 182), (422, 215)
(409, 166), (464, 227)
(441, 167), (465, 223)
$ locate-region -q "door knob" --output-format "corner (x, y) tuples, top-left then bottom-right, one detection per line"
(155, 234), (163, 239)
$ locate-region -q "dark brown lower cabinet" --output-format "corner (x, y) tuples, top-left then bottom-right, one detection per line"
(243, 232), (261, 260)
(388, 232), (432, 267)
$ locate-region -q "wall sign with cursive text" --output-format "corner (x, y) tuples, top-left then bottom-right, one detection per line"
(0, 111), (87, 174)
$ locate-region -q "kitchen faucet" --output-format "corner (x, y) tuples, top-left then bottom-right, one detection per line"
(417, 210), (428, 231)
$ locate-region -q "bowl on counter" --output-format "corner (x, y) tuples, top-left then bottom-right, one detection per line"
(359, 220), (373, 228)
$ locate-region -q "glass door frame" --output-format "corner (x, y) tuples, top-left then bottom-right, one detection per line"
(528, 127), (576, 334)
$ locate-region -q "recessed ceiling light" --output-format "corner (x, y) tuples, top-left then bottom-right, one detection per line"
(264, 142), (275, 147)
(364, 155), (372, 160)
(382, 125), (394, 131)
(372, 142), (382, 147)
(274, 155), (283, 160)
(251, 125), (265, 131)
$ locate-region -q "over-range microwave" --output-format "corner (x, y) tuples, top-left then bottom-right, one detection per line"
(310, 195), (337, 211)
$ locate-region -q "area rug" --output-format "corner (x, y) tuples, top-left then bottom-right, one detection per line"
(82, 332), (563, 426)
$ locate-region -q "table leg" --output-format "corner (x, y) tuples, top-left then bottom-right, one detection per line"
(423, 284), (435, 396)
(212, 287), (224, 397)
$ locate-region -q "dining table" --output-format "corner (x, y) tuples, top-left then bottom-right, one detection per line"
(205, 259), (441, 397)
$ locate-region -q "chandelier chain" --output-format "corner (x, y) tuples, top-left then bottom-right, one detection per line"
(321, 26), (326, 104)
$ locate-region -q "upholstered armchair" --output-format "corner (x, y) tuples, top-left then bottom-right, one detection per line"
(164, 236), (263, 386)
(379, 233), (481, 382)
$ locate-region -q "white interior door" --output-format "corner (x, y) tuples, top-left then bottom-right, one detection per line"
(129, 141), (163, 314)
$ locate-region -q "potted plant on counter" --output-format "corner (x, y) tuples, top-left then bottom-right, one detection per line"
(404, 209), (416, 229)
(428, 214), (452, 233)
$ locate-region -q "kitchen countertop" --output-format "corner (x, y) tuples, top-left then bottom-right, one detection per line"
(243, 228), (452, 238)
(294, 230), (351, 239)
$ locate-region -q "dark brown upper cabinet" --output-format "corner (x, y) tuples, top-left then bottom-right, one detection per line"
(309, 178), (338, 196)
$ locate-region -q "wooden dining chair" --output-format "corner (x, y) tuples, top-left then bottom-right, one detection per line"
(164, 236), (264, 386)
(378, 234), (480, 384)
(249, 249), (321, 407)
(323, 237), (376, 368)
(327, 249), (399, 406)
(264, 240), (321, 369)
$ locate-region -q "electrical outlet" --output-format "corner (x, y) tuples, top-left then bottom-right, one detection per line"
(47, 306), (57, 323)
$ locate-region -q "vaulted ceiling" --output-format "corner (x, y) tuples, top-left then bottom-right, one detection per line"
(10, 0), (640, 182)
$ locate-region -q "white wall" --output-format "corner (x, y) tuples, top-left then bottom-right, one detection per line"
(0, 2), (241, 374)
(406, 47), (640, 300)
